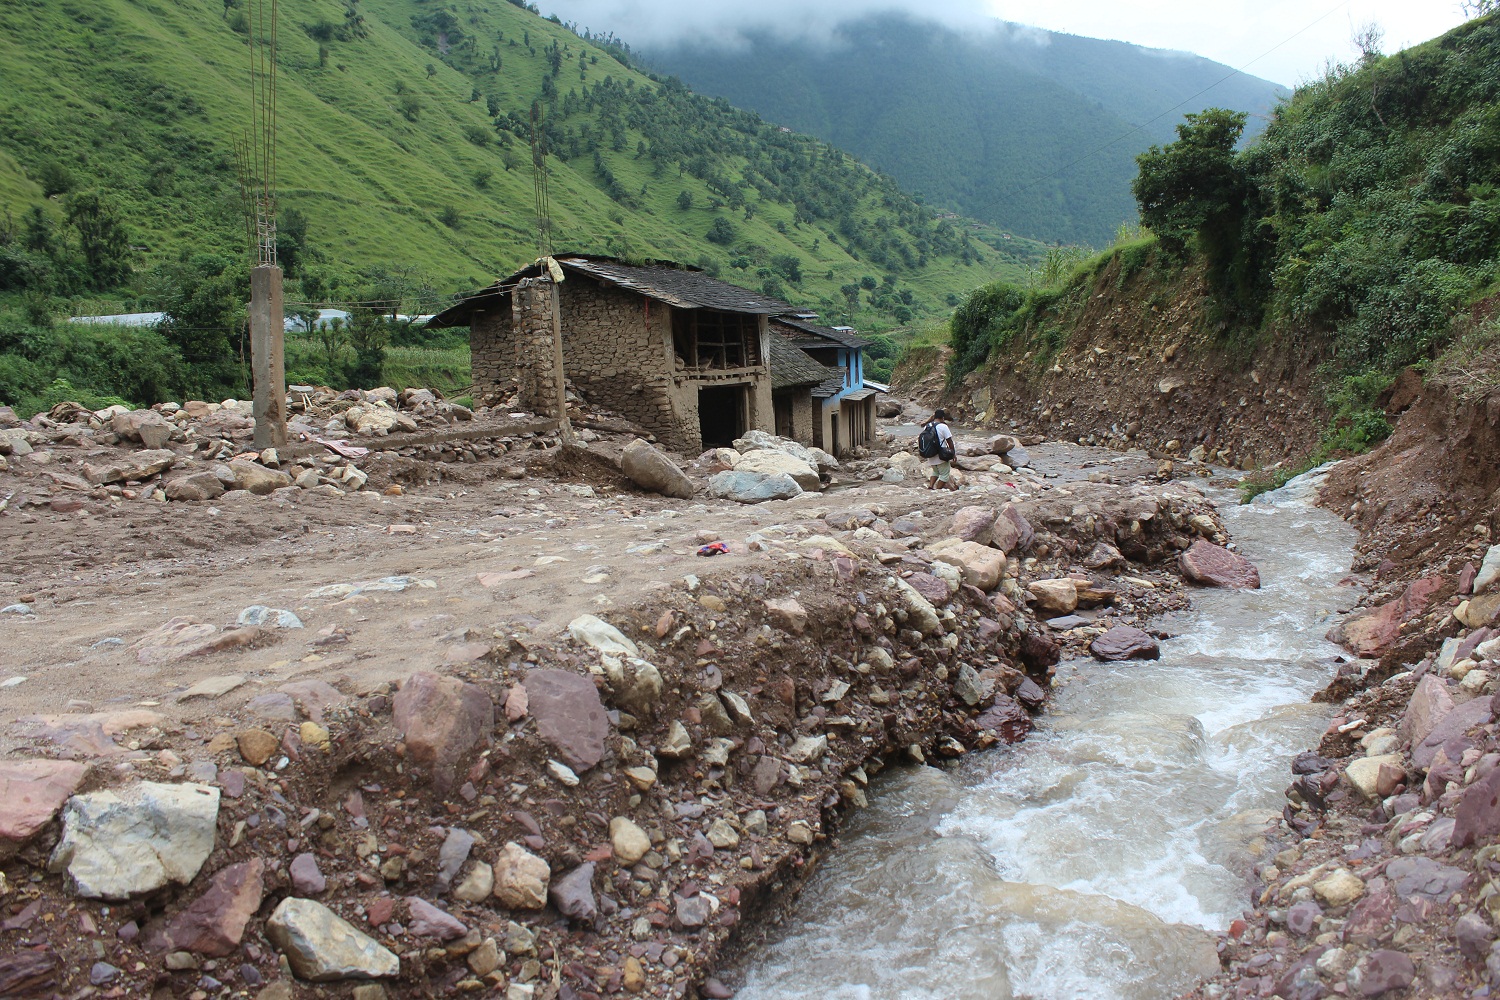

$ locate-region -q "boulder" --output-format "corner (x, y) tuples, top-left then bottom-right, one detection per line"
(1459, 593), (1500, 629)
(523, 670), (609, 771)
(49, 782), (220, 899)
(991, 505), (1034, 554)
(610, 818), (651, 864)
(164, 472), (226, 502)
(1180, 540), (1261, 589)
(492, 843), (550, 910)
(733, 450), (821, 492)
(549, 862), (597, 922)
(111, 409), (173, 449)
(1413, 696), (1493, 769)
(1089, 626), (1160, 661)
(290, 852), (326, 895)
(893, 578), (942, 636)
(731, 429), (838, 471)
(1347, 950), (1415, 997)
(83, 449), (176, 485)
(905, 572), (951, 605)
(1312, 869), (1366, 908)
(393, 672), (494, 789)
(0, 759), (88, 855)
(154, 859), (265, 956)
(1475, 545), (1500, 597)
(568, 615), (639, 658)
(1401, 674), (1455, 746)
(976, 694), (1032, 743)
(1336, 576), (1446, 656)
(1028, 579), (1078, 614)
(600, 656), (663, 717)
(266, 898), (399, 982)
(987, 434), (1021, 456)
(406, 898), (466, 941)
(1454, 766), (1500, 848)
(708, 470), (803, 504)
(1345, 754), (1404, 800)
(227, 459), (293, 495)
(930, 539), (1005, 591)
(765, 598), (809, 634)
(950, 506), (998, 545)
(619, 439), (694, 499)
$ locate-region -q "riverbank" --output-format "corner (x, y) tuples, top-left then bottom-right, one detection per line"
(0, 410), (1236, 998)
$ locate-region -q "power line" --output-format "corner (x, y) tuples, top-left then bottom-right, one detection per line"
(1000, 0), (1352, 206)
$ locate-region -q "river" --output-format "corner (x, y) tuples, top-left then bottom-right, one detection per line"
(733, 468), (1359, 999)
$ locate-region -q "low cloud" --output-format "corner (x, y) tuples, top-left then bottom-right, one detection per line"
(544, 0), (1009, 49)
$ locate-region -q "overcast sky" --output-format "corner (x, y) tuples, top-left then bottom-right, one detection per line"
(545, 0), (1472, 87)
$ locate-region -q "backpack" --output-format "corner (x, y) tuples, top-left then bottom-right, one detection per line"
(917, 421), (953, 460)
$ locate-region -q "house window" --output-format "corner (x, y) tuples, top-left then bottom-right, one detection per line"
(672, 310), (759, 370)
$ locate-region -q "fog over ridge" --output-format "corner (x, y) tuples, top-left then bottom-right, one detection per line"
(545, 0), (1035, 50)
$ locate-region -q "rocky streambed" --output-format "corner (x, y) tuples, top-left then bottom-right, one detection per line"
(727, 468), (1362, 998)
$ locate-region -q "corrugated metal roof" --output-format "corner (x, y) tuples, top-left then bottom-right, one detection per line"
(769, 337), (836, 391)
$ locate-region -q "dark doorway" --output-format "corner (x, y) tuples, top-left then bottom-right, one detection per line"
(830, 411), (840, 457)
(773, 393), (794, 439)
(699, 384), (747, 448)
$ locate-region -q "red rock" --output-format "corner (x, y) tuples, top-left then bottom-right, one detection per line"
(905, 573), (950, 605)
(393, 672), (495, 789)
(1331, 575), (1444, 658)
(1401, 675), (1455, 746)
(1089, 626), (1161, 662)
(1180, 540), (1261, 589)
(950, 506), (997, 545)
(367, 897), (396, 926)
(1453, 760), (1500, 848)
(153, 859), (265, 957)
(406, 897), (467, 940)
(975, 695), (1031, 743)
(524, 670), (609, 772)
(504, 685), (529, 723)
(0, 759), (88, 853)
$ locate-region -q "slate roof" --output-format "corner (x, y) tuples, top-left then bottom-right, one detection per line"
(771, 315), (871, 350)
(811, 374), (848, 399)
(769, 336), (836, 391)
(426, 253), (792, 329)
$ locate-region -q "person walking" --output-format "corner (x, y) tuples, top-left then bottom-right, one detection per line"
(917, 408), (958, 490)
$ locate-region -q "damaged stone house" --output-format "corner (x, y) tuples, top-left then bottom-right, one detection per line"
(427, 253), (880, 456)
(771, 315), (879, 456)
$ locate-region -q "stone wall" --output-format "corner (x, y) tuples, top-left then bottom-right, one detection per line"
(470, 304), (518, 404)
(513, 279), (565, 418)
(556, 280), (679, 441)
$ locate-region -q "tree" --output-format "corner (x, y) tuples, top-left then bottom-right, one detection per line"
(344, 306), (388, 386)
(65, 191), (131, 290)
(705, 217), (736, 245)
(1131, 108), (1249, 256)
(275, 208), (310, 277)
(676, 190), (693, 211)
(146, 253), (248, 397)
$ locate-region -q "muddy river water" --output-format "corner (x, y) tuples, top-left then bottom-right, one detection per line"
(734, 469), (1360, 999)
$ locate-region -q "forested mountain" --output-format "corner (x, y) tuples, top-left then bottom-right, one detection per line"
(643, 13), (1286, 247)
(0, 0), (1034, 324)
(949, 12), (1500, 465)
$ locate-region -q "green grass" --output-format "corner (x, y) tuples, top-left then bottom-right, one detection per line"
(0, 0), (1045, 332)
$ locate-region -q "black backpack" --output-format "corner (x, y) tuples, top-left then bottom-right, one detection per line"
(917, 421), (952, 460)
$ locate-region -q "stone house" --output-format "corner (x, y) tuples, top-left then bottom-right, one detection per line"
(426, 255), (791, 453)
(768, 335), (833, 444)
(770, 315), (879, 456)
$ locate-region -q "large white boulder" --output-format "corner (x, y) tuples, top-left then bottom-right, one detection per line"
(49, 782), (220, 899)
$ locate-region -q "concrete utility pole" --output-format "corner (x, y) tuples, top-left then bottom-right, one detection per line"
(250, 264), (288, 450)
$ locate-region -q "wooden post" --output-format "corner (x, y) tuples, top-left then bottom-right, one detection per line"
(249, 264), (288, 450)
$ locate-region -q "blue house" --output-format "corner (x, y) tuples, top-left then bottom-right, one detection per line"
(770, 314), (879, 456)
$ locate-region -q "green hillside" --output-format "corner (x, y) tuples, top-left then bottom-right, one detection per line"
(643, 13), (1285, 248)
(950, 12), (1500, 470)
(0, 0), (1036, 322)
